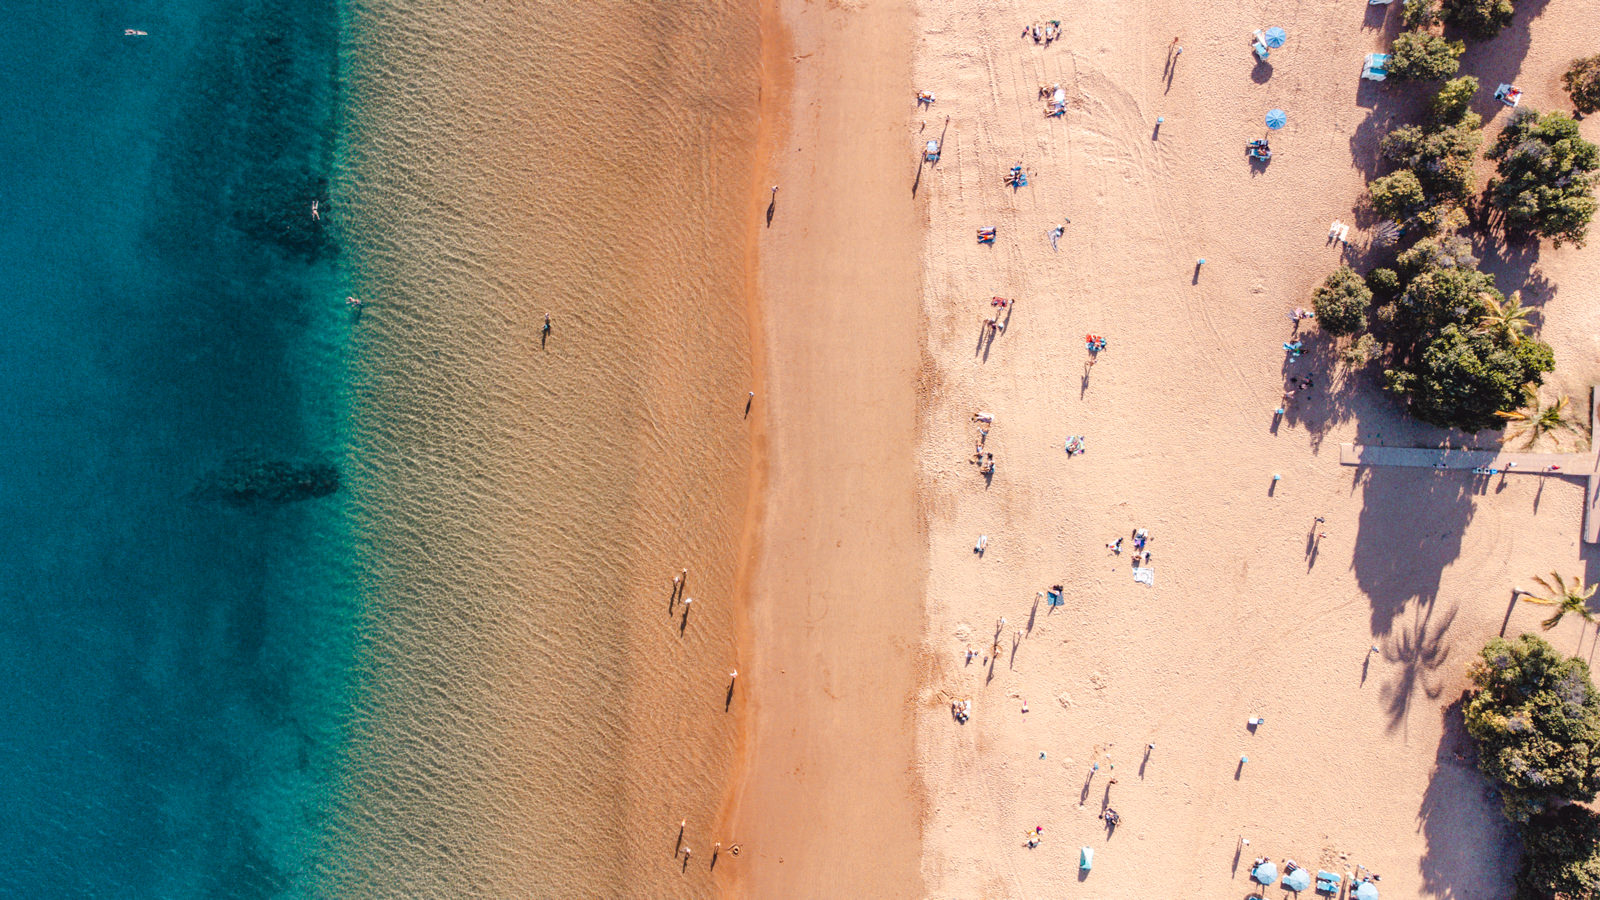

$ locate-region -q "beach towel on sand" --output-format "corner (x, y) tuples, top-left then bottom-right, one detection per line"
(1132, 567), (1154, 586)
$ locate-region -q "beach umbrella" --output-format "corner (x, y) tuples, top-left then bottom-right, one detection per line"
(1252, 861), (1279, 885)
(1266, 109), (1287, 130)
(1283, 868), (1312, 892)
(1264, 26), (1287, 48)
(1355, 882), (1379, 900)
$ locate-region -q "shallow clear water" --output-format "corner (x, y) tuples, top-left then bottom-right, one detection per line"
(0, 0), (356, 895)
(4, 0), (758, 896)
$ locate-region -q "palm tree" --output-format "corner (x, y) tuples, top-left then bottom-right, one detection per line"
(1478, 290), (1532, 343)
(1497, 386), (1578, 448)
(1522, 572), (1598, 631)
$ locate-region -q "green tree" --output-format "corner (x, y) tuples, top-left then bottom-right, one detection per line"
(1464, 634), (1600, 822)
(1382, 116), (1483, 202)
(1312, 266), (1373, 336)
(1370, 169), (1429, 220)
(1486, 108), (1600, 247)
(1403, 0), (1441, 28)
(1430, 75), (1481, 125)
(1396, 233), (1479, 279)
(1394, 260), (1499, 338)
(1385, 323), (1554, 431)
(1564, 54), (1600, 116)
(1366, 267), (1402, 302)
(1388, 31), (1466, 81)
(1439, 0), (1515, 39)
(1521, 572), (1599, 630)
(1515, 805), (1600, 900)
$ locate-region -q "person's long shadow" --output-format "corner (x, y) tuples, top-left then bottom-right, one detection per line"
(1417, 696), (1520, 897)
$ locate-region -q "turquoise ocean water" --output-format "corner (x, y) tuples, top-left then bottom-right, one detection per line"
(0, 0), (358, 895)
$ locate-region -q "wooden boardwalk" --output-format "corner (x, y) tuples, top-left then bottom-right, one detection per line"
(1338, 388), (1600, 544)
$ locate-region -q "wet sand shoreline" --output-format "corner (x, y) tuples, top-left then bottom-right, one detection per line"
(718, 0), (927, 896)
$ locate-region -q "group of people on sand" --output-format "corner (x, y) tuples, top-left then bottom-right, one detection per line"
(1106, 528), (1152, 565)
(970, 412), (996, 474)
(951, 697), (973, 723)
(1022, 20), (1061, 44)
(1278, 374), (1315, 415)
(984, 296), (1014, 335)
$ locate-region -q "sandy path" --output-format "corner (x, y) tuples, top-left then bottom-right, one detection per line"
(719, 1), (926, 897)
(911, 1), (1600, 898)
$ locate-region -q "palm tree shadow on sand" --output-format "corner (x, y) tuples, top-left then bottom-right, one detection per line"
(1378, 601), (1458, 735)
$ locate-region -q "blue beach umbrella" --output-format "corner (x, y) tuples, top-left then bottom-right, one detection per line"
(1266, 108), (1287, 130)
(1283, 868), (1312, 892)
(1264, 26), (1288, 48)
(1355, 882), (1379, 900)
(1253, 861), (1279, 885)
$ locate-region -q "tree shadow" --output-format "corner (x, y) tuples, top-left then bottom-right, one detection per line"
(1362, 1), (1391, 31)
(1450, 0), (1555, 106)
(1349, 83), (1421, 178)
(1378, 601), (1458, 734)
(1468, 227), (1549, 304)
(1350, 465), (1478, 636)
(1278, 332), (1356, 453)
(1416, 696), (1520, 899)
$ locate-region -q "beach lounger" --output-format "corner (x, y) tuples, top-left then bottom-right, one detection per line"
(1362, 53), (1389, 81)
(1079, 846), (1094, 871)
(1316, 870), (1342, 893)
(1252, 31), (1270, 61)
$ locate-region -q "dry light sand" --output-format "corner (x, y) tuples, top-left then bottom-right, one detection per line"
(909, 0), (1600, 898)
(727, 0), (1600, 898)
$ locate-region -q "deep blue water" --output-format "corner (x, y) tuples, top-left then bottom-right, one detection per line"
(0, 0), (358, 895)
